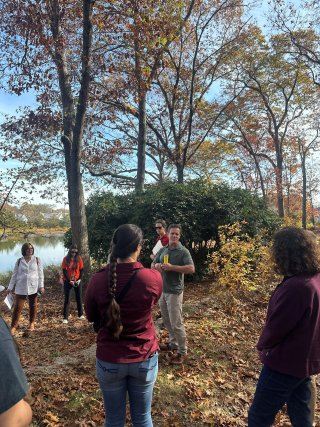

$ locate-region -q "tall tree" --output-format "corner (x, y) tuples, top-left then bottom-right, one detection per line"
(227, 26), (318, 217)
(0, 0), (96, 277)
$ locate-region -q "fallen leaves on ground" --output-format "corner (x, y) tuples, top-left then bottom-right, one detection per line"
(2, 280), (319, 426)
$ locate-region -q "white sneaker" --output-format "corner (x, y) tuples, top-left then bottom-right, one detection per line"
(62, 319), (68, 324)
(78, 315), (85, 320)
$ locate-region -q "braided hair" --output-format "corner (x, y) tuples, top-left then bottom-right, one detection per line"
(104, 224), (143, 339)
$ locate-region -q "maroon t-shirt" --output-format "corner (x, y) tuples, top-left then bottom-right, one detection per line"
(157, 234), (169, 246)
(85, 262), (162, 363)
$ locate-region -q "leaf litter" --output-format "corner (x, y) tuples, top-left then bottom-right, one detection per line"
(2, 280), (319, 426)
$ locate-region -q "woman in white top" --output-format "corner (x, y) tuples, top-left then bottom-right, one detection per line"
(7, 242), (44, 334)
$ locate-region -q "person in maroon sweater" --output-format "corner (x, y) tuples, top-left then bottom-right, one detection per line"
(248, 227), (320, 427)
(85, 224), (162, 427)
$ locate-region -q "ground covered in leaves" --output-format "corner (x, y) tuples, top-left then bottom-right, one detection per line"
(2, 280), (320, 426)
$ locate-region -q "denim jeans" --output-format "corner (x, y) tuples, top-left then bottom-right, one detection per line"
(63, 282), (83, 319)
(96, 353), (158, 427)
(248, 365), (313, 427)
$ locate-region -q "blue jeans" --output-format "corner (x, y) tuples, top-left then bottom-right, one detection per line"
(248, 365), (313, 427)
(96, 353), (158, 427)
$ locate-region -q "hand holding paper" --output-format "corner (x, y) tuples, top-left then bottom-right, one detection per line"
(152, 240), (163, 255)
(4, 292), (14, 310)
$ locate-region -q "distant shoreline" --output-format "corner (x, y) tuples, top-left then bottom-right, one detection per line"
(1, 229), (67, 241)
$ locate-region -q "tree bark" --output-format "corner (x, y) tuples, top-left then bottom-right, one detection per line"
(176, 163), (184, 184)
(301, 154), (307, 229)
(51, 0), (93, 282)
(136, 94), (147, 192)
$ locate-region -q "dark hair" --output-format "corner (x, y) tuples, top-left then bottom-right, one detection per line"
(168, 223), (182, 233)
(155, 219), (167, 228)
(272, 227), (320, 276)
(66, 244), (80, 265)
(105, 224), (143, 339)
(21, 242), (34, 256)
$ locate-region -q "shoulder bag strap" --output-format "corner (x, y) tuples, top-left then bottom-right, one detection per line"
(116, 269), (139, 304)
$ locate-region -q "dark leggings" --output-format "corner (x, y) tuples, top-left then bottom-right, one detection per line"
(11, 293), (38, 328)
(63, 282), (83, 319)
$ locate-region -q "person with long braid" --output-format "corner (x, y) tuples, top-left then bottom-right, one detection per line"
(85, 224), (163, 427)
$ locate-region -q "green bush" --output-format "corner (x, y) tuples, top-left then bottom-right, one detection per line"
(86, 181), (280, 278)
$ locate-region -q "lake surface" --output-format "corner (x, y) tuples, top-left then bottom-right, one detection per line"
(0, 235), (67, 274)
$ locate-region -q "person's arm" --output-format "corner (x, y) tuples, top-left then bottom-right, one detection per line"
(257, 282), (308, 351)
(84, 279), (98, 323)
(78, 257), (84, 281)
(61, 258), (69, 281)
(7, 260), (19, 293)
(161, 264), (195, 274)
(0, 398), (32, 427)
(151, 248), (163, 270)
(37, 258), (45, 294)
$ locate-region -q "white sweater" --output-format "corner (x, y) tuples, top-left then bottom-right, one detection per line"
(8, 256), (44, 295)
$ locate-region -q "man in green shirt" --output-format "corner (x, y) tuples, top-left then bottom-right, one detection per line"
(152, 224), (195, 364)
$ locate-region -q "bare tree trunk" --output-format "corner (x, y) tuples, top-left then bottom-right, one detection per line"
(176, 163), (184, 184)
(136, 94), (146, 192)
(301, 155), (307, 229)
(275, 153), (285, 218)
(51, 0), (93, 283)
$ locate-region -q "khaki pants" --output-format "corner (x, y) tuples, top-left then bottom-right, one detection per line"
(11, 293), (38, 329)
(159, 292), (187, 355)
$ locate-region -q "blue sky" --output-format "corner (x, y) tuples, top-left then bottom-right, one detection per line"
(0, 90), (69, 208)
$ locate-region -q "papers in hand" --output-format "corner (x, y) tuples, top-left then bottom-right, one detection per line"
(4, 293), (14, 310)
(152, 240), (163, 255)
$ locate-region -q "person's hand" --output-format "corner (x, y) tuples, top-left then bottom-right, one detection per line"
(70, 281), (75, 286)
(75, 280), (81, 286)
(5, 288), (13, 296)
(153, 263), (162, 272)
(39, 287), (45, 295)
(150, 254), (155, 260)
(161, 263), (173, 271)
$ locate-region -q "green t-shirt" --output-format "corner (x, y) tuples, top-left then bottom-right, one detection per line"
(0, 318), (29, 414)
(154, 243), (194, 294)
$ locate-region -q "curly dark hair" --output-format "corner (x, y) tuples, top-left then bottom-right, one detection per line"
(272, 227), (320, 276)
(104, 224), (143, 339)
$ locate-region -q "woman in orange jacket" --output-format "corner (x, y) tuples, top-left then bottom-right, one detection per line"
(61, 245), (84, 324)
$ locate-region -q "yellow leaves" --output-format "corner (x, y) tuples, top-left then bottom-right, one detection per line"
(209, 222), (273, 291)
(43, 412), (60, 425)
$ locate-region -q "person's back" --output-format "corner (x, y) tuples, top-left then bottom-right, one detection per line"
(85, 224), (162, 427)
(86, 262), (162, 363)
(0, 317), (32, 427)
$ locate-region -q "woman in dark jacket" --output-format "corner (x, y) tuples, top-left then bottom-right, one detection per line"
(85, 224), (162, 427)
(248, 227), (320, 427)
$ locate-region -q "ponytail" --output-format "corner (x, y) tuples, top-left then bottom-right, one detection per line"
(104, 255), (123, 339)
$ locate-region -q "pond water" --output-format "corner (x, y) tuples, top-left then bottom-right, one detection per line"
(0, 235), (67, 274)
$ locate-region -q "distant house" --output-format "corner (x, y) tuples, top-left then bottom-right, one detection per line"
(15, 213), (28, 223)
(43, 211), (64, 221)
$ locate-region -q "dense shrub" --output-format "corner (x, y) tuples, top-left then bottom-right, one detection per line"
(209, 222), (276, 291)
(86, 181), (281, 278)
